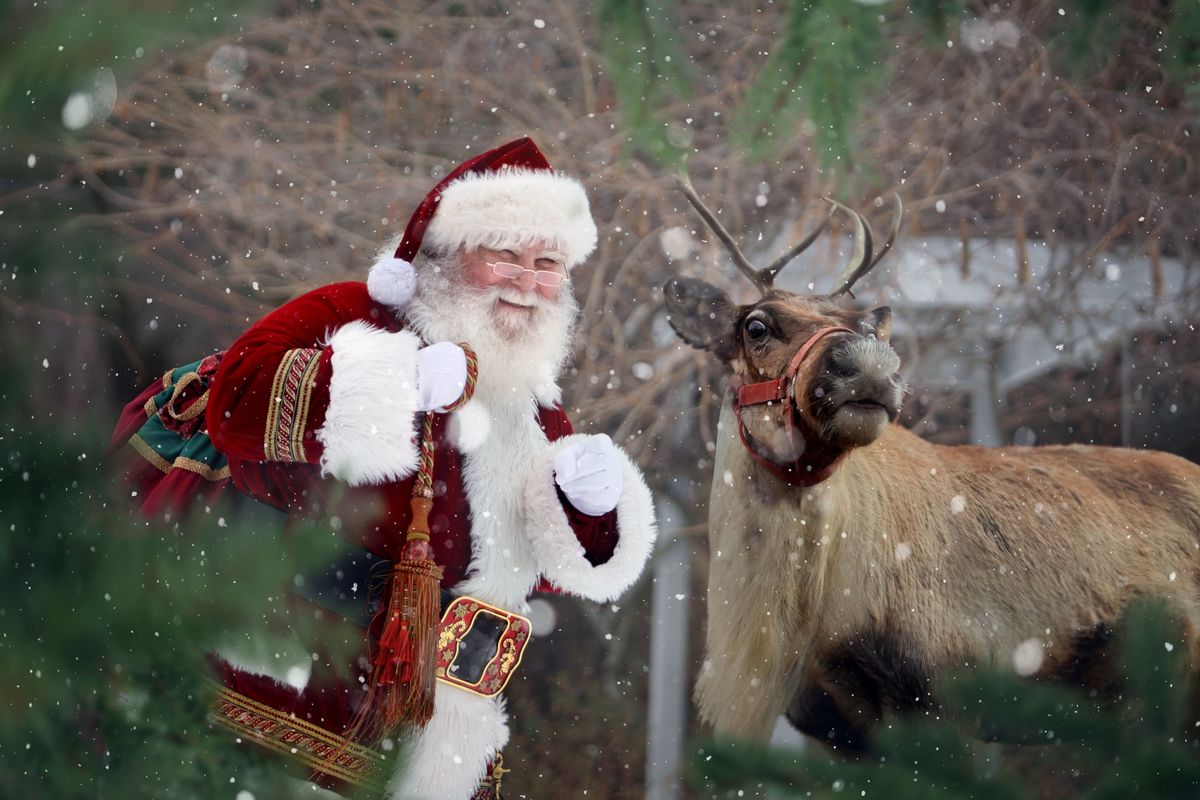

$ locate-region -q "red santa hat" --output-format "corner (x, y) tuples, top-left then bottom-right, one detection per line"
(367, 137), (598, 308)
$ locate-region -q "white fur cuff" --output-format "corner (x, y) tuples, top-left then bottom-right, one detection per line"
(316, 321), (422, 486)
(524, 434), (657, 602)
(386, 685), (509, 800)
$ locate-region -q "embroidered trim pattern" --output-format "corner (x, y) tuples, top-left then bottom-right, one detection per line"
(264, 347), (322, 462)
(211, 685), (382, 789)
(164, 371), (208, 422)
(128, 433), (231, 481)
(470, 753), (509, 800)
(436, 596), (531, 697)
(144, 369), (175, 417)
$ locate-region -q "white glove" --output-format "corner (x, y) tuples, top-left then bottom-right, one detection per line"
(553, 434), (624, 516)
(415, 341), (467, 412)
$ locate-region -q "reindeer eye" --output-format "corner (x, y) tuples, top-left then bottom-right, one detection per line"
(744, 318), (769, 341)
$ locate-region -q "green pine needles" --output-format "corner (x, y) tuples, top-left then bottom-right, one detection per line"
(691, 598), (1200, 799)
(735, 0), (887, 169)
(601, 0), (1200, 174)
(599, 0), (692, 164)
(0, 425), (364, 798)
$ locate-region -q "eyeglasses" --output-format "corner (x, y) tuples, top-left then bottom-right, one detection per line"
(486, 261), (568, 288)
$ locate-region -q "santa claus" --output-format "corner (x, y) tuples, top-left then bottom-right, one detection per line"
(116, 138), (657, 798)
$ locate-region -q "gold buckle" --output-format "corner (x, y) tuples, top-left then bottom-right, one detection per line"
(435, 596), (531, 697)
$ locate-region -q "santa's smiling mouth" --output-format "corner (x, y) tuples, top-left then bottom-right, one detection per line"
(497, 297), (536, 311)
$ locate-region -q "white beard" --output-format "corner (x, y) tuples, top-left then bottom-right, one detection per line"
(399, 251), (580, 609)
(402, 252), (577, 408)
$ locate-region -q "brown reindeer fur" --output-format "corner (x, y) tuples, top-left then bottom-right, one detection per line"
(666, 280), (1200, 747)
(700, 410), (1200, 742)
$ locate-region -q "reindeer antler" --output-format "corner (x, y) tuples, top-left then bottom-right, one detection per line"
(675, 173), (769, 293)
(676, 173), (900, 297)
(826, 194), (904, 299)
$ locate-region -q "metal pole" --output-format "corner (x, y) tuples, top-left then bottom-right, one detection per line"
(645, 522), (690, 800)
(971, 353), (1002, 446)
(1120, 333), (1132, 448)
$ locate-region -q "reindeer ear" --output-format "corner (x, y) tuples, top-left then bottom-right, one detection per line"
(862, 306), (893, 342)
(663, 277), (739, 361)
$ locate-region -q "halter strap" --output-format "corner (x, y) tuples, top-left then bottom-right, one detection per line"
(732, 325), (853, 487)
(734, 326), (853, 411)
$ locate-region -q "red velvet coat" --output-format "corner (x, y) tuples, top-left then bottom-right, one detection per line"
(205, 281), (619, 588)
(190, 281), (660, 793)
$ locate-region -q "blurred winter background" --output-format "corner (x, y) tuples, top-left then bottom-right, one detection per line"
(2, 1), (1199, 798)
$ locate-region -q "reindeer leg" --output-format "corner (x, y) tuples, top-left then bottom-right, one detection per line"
(785, 681), (874, 755)
(787, 631), (934, 755)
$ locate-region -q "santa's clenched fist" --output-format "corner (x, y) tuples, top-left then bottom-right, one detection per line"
(553, 433), (624, 515)
(415, 341), (468, 412)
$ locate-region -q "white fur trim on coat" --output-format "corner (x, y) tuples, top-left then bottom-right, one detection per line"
(386, 685), (509, 800)
(425, 168), (598, 268)
(367, 256), (417, 308)
(315, 321), (422, 486)
(524, 434), (657, 602)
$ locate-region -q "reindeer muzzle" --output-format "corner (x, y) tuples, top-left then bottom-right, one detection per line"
(730, 325), (855, 485)
(734, 325), (855, 415)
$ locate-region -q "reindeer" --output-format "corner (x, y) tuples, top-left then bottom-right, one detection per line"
(663, 177), (1200, 750)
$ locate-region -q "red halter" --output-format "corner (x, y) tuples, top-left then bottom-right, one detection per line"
(732, 325), (854, 486)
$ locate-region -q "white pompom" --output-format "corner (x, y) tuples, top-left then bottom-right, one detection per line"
(366, 256), (416, 308)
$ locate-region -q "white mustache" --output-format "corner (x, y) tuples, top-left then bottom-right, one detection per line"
(493, 287), (545, 310)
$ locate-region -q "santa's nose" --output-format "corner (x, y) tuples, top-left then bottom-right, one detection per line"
(511, 268), (538, 291)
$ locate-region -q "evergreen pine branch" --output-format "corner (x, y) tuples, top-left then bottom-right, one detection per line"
(1114, 597), (1191, 737)
(0, 427), (355, 796)
(734, 0), (887, 174)
(689, 597), (1199, 799)
(597, 0), (692, 164)
(937, 667), (1120, 750)
(1163, 0), (1200, 83)
(1046, 0), (1129, 78)
(907, 0), (966, 41)
(871, 717), (1023, 799)
(0, 0), (270, 140)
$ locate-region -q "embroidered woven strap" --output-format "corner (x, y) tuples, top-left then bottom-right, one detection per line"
(210, 684), (383, 791)
(410, 342), (478, 508)
(264, 347), (323, 462)
(442, 344), (479, 414)
(349, 342), (480, 738)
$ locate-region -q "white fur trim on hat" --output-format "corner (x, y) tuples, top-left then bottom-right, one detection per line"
(367, 256), (417, 308)
(523, 434), (657, 601)
(315, 321), (422, 486)
(425, 168), (598, 268)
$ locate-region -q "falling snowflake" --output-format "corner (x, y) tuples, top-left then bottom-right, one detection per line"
(1012, 638), (1045, 676)
(659, 226), (695, 261)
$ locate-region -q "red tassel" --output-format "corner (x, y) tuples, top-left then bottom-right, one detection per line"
(344, 497), (443, 743)
(374, 608), (410, 687)
(341, 362), (476, 746)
